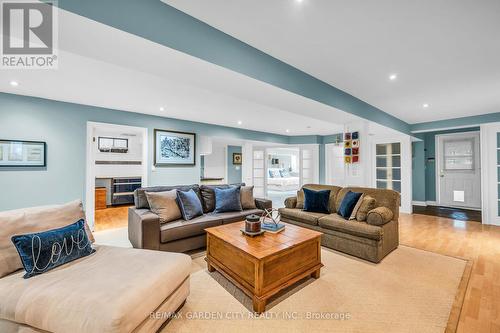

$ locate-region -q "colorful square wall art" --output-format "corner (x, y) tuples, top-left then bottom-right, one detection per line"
(352, 131), (359, 140)
(352, 147), (359, 155)
(344, 132), (351, 141)
(352, 139), (359, 148)
(344, 156), (352, 164)
(352, 155), (359, 163)
(345, 148), (352, 156)
(344, 140), (352, 148)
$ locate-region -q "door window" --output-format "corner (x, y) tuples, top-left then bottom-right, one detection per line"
(443, 138), (474, 170)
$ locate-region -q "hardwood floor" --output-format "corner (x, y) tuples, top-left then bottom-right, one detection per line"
(94, 205), (130, 231)
(412, 205), (482, 222)
(400, 213), (500, 333)
(93, 207), (500, 332)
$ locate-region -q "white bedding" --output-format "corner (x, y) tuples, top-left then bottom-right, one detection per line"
(267, 176), (300, 191)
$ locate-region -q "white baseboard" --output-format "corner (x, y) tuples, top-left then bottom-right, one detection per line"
(412, 201), (427, 206)
(426, 201), (437, 206)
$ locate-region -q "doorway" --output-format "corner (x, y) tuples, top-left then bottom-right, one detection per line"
(85, 122), (148, 232)
(436, 132), (481, 209)
(265, 147), (300, 208)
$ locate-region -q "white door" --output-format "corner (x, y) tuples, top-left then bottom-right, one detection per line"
(436, 132), (481, 209)
(480, 123), (500, 225)
(325, 143), (345, 186)
(252, 149), (266, 198)
(299, 145), (319, 186)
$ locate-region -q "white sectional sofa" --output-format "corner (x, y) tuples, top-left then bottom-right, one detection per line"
(0, 201), (191, 333)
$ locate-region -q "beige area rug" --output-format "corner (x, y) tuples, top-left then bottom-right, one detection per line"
(163, 246), (469, 333)
(93, 227), (132, 248)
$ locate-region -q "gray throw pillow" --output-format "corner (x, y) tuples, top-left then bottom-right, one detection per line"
(240, 186), (257, 209)
(176, 189), (203, 220)
(145, 190), (182, 223)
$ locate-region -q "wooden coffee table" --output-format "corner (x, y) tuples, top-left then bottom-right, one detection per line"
(205, 221), (323, 313)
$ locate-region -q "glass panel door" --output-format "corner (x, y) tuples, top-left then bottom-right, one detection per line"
(253, 149), (265, 198)
(375, 143), (401, 193)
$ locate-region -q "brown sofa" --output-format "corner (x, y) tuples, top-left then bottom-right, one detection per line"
(278, 184), (400, 263)
(129, 184), (272, 253)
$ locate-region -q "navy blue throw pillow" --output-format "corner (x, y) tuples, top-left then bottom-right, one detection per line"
(177, 189), (204, 220)
(215, 186), (242, 213)
(11, 219), (95, 279)
(338, 191), (363, 219)
(303, 188), (331, 213)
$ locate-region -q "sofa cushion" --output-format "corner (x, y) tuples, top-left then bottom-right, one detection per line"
(214, 209), (263, 224)
(145, 189), (182, 223)
(279, 208), (328, 226)
(240, 186), (257, 209)
(338, 191), (363, 219)
(0, 245), (191, 333)
(318, 214), (383, 241)
(176, 189), (204, 220)
(161, 214), (222, 243)
(199, 184), (245, 213)
(336, 187), (400, 221)
(296, 184), (342, 213)
(303, 188), (330, 213)
(356, 195), (376, 221)
(134, 184), (201, 209)
(0, 200), (93, 279)
(11, 219), (95, 279)
(214, 186), (242, 213)
(367, 207), (394, 226)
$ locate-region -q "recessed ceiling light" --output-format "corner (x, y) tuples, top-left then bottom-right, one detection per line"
(286, 129), (290, 133)
(10, 81), (18, 87)
(159, 107), (164, 111)
(423, 103), (429, 108)
(237, 120), (242, 125)
(296, 0), (304, 3)
(389, 74), (397, 81)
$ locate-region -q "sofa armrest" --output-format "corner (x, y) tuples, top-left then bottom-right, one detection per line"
(254, 198), (272, 211)
(366, 207), (394, 226)
(284, 196), (297, 209)
(128, 208), (161, 250)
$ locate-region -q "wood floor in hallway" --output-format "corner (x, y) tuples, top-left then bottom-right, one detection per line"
(92, 206), (500, 332)
(400, 213), (500, 333)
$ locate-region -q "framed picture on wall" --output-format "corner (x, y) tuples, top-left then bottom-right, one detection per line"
(0, 140), (46, 167)
(233, 152), (242, 165)
(154, 129), (196, 166)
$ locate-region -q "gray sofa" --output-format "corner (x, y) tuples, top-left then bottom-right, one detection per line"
(279, 184), (400, 263)
(129, 184), (272, 253)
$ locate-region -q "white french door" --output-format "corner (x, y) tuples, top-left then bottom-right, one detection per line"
(436, 132), (481, 209)
(480, 123), (500, 225)
(325, 143), (345, 186)
(371, 136), (412, 214)
(252, 149), (266, 198)
(299, 145), (319, 186)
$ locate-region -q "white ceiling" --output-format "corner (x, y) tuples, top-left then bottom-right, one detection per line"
(164, 0), (500, 124)
(0, 6), (370, 136)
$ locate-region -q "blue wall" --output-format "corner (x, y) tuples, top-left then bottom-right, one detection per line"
(0, 93), (288, 211)
(411, 127), (480, 202)
(227, 145), (242, 184)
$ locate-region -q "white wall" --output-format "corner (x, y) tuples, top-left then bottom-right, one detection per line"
(203, 142), (226, 180)
(93, 128), (143, 178)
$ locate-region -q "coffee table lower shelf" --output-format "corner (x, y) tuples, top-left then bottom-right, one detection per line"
(205, 229), (323, 313)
